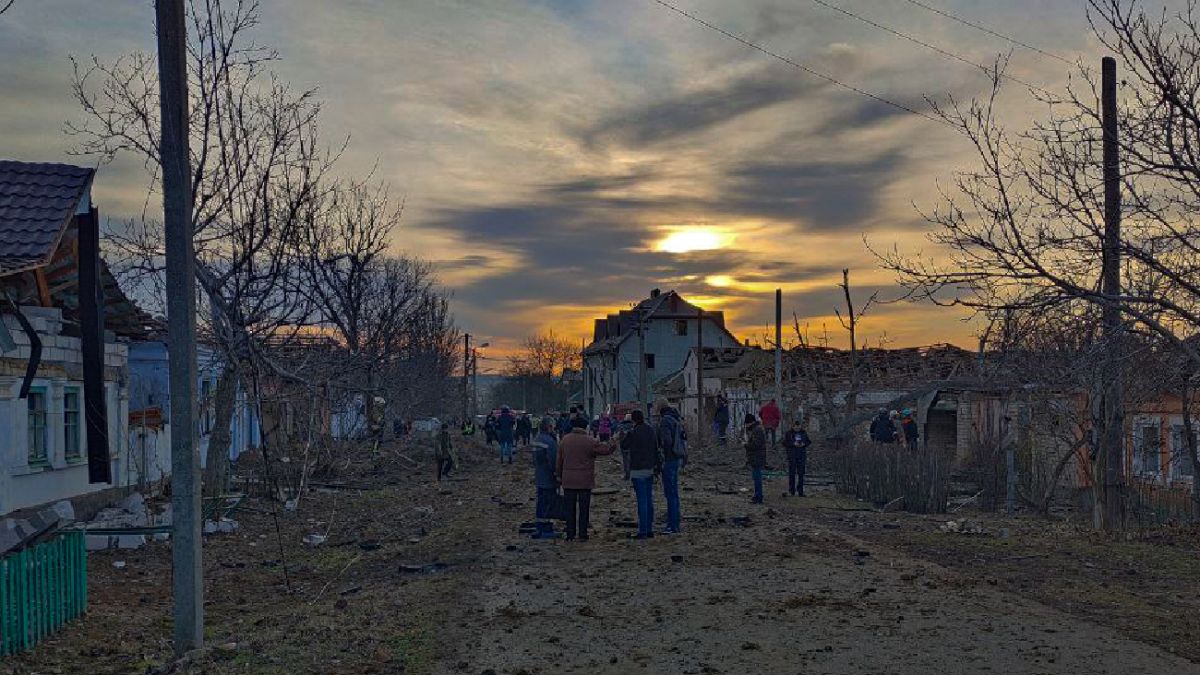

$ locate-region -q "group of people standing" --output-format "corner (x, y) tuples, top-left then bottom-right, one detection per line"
(527, 403), (688, 541)
(741, 404), (811, 503)
(869, 408), (920, 450)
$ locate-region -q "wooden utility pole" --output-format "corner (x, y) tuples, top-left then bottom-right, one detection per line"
(462, 333), (470, 423)
(696, 307), (704, 441)
(1100, 55), (1125, 531)
(774, 289), (783, 410)
(155, 0), (202, 653)
(471, 350), (479, 418)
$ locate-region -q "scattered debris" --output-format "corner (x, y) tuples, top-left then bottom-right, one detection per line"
(112, 560), (126, 569)
(303, 534), (328, 546)
(399, 562), (450, 575)
(203, 518), (240, 535)
(939, 520), (986, 535)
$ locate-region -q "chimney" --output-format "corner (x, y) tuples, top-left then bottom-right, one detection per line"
(650, 288), (661, 299)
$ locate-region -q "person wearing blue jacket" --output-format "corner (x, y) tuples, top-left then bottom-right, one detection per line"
(531, 417), (560, 539)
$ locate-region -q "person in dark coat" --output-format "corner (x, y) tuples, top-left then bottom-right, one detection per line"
(516, 414), (533, 447)
(782, 419), (812, 497)
(744, 413), (767, 504)
(484, 413), (497, 446)
(869, 409), (896, 443)
(621, 409), (660, 539)
(656, 404), (687, 534)
(713, 396), (731, 446)
(556, 417), (616, 541)
(496, 406), (517, 463)
(557, 411), (573, 439)
(531, 417), (560, 539)
(435, 423), (456, 481)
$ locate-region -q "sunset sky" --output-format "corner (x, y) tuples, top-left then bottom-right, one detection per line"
(0, 1), (1130, 364)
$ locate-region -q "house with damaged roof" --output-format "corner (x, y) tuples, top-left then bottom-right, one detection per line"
(0, 160), (161, 517)
(581, 289), (741, 417)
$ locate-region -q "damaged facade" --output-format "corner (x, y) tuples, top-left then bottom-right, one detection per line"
(581, 289), (740, 416)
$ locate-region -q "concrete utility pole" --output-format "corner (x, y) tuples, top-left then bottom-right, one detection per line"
(471, 350), (478, 418)
(155, 0), (202, 653)
(462, 333), (470, 423)
(774, 289), (783, 410)
(1100, 55), (1125, 531)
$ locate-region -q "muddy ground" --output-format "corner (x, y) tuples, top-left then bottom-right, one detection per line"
(3, 439), (1199, 675)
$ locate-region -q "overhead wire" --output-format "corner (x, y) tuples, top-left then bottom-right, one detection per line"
(650, 0), (957, 130)
(897, 0), (1078, 67)
(807, 0), (1052, 95)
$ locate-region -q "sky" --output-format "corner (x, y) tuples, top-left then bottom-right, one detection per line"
(0, 0), (1131, 365)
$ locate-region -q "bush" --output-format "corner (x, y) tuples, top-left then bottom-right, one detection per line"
(834, 439), (953, 513)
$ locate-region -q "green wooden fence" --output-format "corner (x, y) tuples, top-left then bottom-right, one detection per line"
(0, 531), (87, 656)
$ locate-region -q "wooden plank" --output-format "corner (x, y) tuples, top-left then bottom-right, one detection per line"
(33, 270), (51, 307)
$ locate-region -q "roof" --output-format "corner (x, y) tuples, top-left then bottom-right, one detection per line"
(0, 161), (94, 277)
(583, 289), (738, 354)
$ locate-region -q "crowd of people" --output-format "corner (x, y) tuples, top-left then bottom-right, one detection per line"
(868, 408), (920, 450)
(436, 398), (817, 541)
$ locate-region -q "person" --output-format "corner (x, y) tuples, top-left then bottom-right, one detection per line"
(621, 409), (660, 539)
(656, 403), (687, 534)
(484, 413), (497, 446)
(435, 423), (456, 481)
(744, 413), (767, 504)
(869, 408), (895, 443)
(571, 406), (589, 430)
(759, 398), (782, 447)
(713, 396), (730, 446)
(900, 408), (919, 451)
(496, 405), (517, 463)
(556, 417), (616, 541)
(556, 410), (573, 439)
(589, 415), (600, 438)
(782, 419), (812, 497)
(516, 413), (533, 447)
(531, 417), (560, 539)
(598, 414), (613, 442)
(617, 413), (634, 479)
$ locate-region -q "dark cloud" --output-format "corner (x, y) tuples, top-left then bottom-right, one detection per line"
(715, 151), (906, 230)
(579, 67), (818, 149)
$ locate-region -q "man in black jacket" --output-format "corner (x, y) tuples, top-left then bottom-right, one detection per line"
(620, 409), (659, 539)
(744, 413), (767, 504)
(782, 420), (812, 497)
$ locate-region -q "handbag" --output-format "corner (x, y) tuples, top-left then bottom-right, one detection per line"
(548, 490), (572, 521)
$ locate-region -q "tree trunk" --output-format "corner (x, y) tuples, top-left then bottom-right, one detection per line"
(1181, 376), (1199, 519)
(203, 363), (239, 500)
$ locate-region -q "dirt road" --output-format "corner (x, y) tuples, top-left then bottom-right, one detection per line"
(447, 453), (1197, 675)
(6, 439), (1198, 675)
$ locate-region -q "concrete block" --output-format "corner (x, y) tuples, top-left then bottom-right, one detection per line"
(86, 535), (113, 551)
(115, 534), (146, 549)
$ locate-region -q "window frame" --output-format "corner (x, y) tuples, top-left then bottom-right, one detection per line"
(1169, 422), (1198, 480)
(27, 386), (49, 466)
(63, 386), (82, 462)
(1135, 421), (1163, 478)
(674, 320), (688, 336)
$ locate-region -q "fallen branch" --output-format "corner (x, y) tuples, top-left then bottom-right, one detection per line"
(950, 490), (986, 513)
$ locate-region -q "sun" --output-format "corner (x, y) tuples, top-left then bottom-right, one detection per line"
(655, 228), (732, 254)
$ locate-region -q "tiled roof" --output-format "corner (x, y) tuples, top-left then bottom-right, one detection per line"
(0, 161), (94, 277)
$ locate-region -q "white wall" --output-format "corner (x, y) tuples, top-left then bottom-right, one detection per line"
(0, 308), (131, 515)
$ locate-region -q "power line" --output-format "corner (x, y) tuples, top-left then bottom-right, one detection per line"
(650, 0), (955, 130)
(809, 0), (1050, 95)
(898, 0), (1076, 67)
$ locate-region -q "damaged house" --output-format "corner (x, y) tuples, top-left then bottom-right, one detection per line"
(0, 161), (157, 517)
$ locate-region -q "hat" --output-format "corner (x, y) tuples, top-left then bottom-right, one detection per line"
(901, 408), (912, 417)
(744, 413), (757, 425)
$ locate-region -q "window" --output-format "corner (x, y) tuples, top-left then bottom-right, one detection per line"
(200, 378), (213, 435)
(27, 390), (48, 465)
(674, 320), (688, 336)
(1170, 423), (1197, 479)
(64, 388), (82, 461)
(1135, 423), (1162, 477)
(644, 353), (656, 369)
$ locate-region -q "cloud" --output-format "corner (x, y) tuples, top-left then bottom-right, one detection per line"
(579, 66), (819, 150)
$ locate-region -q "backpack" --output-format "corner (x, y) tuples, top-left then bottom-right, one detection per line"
(659, 413), (688, 461)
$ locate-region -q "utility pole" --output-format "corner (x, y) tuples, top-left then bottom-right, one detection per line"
(1100, 55), (1125, 531)
(462, 333), (470, 423)
(471, 350), (478, 418)
(156, 0), (201, 653)
(638, 306), (648, 414)
(774, 289), (783, 411)
(696, 307), (704, 440)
